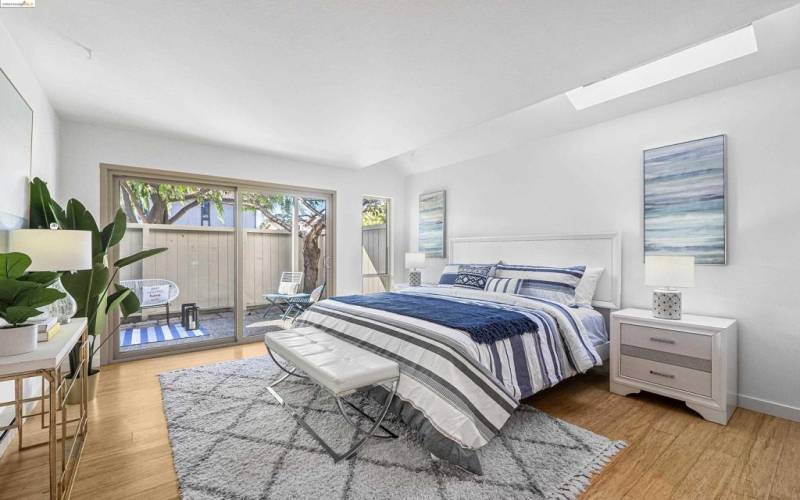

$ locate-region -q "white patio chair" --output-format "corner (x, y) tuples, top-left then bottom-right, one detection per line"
(120, 279), (180, 325)
(262, 272), (305, 318)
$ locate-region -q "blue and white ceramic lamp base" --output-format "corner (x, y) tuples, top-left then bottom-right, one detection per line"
(408, 271), (422, 287)
(652, 289), (682, 320)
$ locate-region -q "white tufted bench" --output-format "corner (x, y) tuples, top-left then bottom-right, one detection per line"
(265, 327), (400, 462)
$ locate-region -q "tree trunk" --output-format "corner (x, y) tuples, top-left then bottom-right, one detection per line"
(302, 232), (321, 293)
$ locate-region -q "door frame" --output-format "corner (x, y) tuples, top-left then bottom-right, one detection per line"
(99, 163), (337, 364)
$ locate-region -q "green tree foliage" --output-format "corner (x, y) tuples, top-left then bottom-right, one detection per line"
(362, 198), (387, 226)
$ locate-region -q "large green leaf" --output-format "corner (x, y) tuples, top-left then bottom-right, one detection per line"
(19, 271), (61, 287)
(0, 253), (32, 279)
(0, 279), (38, 303)
(64, 199), (103, 260)
(91, 292), (108, 338)
(106, 288), (133, 316)
(111, 284), (140, 316)
(15, 287), (66, 308)
(2, 305), (43, 326)
(101, 209), (127, 251)
(29, 177), (65, 229)
(114, 248), (167, 269)
(60, 264), (109, 316)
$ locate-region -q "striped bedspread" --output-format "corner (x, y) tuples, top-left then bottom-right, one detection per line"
(295, 286), (601, 471)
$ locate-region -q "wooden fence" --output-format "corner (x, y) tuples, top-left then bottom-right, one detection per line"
(119, 222), (388, 311)
(119, 223), (326, 312)
(362, 224), (390, 294)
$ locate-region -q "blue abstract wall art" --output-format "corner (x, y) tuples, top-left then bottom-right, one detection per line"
(419, 190), (446, 258)
(644, 135), (726, 265)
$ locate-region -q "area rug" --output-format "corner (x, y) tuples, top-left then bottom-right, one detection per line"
(120, 324), (208, 347)
(159, 356), (625, 500)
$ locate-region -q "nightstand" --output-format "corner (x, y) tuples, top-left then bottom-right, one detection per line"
(610, 308), (737, 425)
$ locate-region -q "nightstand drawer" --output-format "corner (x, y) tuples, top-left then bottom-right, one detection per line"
(621, 323), (711, 359)
(620, 355), (712, 397)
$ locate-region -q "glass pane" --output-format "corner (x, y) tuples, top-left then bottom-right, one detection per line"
(241, 191), (296, 338)
(117, 178), (236, 353)
(298, 196), (328, 295)
(362, 197), (389, 293)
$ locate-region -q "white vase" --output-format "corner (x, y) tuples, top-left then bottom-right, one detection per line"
(0, 324), (38, 356)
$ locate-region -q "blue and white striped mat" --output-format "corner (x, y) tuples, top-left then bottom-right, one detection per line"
(120, 324), (209, 347)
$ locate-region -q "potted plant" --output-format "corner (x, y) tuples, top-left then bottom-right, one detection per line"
(29, 177), (166, 401)
(0, 252), (65, 356)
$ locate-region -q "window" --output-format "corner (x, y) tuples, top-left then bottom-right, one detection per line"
(362, 197), (391, 293)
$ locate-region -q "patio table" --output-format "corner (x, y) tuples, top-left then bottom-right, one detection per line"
(263, 292), (311, 320)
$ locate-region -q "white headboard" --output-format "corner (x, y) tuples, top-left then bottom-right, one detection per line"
(449, 233), (621, 309)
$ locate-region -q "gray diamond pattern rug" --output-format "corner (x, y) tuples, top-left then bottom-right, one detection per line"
(159, 356), (624, 500)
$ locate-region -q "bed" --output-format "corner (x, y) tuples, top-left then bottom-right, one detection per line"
(295, 233), (621, 474)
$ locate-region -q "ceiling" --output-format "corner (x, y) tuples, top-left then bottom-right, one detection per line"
(1, 1), (797, 168)
(376, 3), (800, 174)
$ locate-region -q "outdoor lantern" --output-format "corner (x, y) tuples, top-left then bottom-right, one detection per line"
(181, 303), (200, 330)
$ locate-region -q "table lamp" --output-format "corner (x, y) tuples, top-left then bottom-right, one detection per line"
(9, 226), (93, 323)
(405, 252), (426, 287)
(645, 255), (695, 320)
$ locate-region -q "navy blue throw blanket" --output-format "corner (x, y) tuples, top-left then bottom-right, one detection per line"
(330, 292), (537, 344)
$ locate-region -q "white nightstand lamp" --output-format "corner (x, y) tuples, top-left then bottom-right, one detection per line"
(405, 252), (425, 287)
(645, 255), (695, 320)
(9, 226), (93, 323)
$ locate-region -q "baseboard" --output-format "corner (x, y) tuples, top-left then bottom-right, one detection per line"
(738, 394), (800, 422)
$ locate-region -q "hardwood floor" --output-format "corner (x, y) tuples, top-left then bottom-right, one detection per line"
(0, 344), (797, 499)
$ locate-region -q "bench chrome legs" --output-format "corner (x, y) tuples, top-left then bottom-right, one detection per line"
(267, 349), (307, 380)
(331, 380), (398, 463)
(336, 398), (398, 439)
(267, 370), (399, 463)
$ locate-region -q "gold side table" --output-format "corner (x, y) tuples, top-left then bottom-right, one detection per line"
(0, 318), (89, 499)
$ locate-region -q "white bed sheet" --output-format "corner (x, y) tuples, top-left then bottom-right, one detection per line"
(571, 306), (608, 346)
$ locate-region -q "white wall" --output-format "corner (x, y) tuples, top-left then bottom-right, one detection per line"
(0, 20), (59, 207)
(58, 120), (405, 298)
(0, 20), (61, 456)
(403, 68), (800, 420)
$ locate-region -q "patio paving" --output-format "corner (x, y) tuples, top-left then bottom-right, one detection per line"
(119, 306), (289, 353)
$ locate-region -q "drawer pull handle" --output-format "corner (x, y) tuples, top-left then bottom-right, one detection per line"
(649, 337), (676, 345)
(649, 370), (675, 379)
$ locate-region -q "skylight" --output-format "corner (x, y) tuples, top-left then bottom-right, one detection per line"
(565, 25), (758, 110)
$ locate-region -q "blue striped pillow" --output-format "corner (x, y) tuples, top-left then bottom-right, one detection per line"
(484, 277), (522, 294)
(494, 264), (586, 304)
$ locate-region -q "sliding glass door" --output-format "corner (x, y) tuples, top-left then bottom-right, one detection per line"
(113, 175), (237, 357)
(239, 190), (331, 338)
(105, 166), (335, 362)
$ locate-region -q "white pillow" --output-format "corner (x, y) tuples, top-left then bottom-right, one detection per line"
(572, 267), (604, 307)
(278, 281), (299, 295)
(142, 285), (170, 307)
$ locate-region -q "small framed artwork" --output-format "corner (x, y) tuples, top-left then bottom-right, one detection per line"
(419, 190), (446, 258)
(644, 135), (726, 265)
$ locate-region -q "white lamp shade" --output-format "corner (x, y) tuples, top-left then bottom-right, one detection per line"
(645, 255), (695, 288)
(405, 252), (426, 270)
(8, 229), (93, 271)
